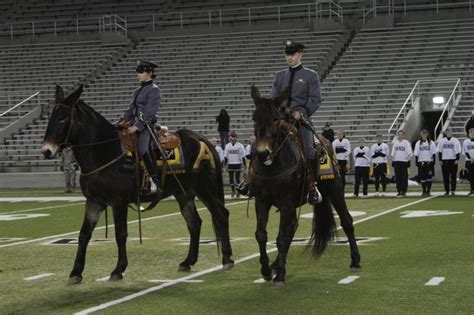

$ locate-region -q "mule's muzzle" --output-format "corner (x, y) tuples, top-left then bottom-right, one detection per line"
(41, 142), (59, 159)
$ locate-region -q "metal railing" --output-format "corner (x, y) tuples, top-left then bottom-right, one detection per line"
(434, 78), (462, 141)
(0, 92), (40, 119)
(100, 14), (127, 36)
(0, 1), (342, 39)
(363, 0), (473, 23)
(387, 78), (461, 138)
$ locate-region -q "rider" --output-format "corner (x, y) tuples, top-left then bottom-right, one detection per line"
(239, 40), (322, 204)
(123, 60), (162, 196)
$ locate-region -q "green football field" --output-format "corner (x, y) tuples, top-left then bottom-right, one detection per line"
(0, 188), (473, 314)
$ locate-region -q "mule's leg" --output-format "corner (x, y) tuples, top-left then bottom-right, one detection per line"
(273, 206), (298, 286)
(110, 202), (129, 281)
(176, 192), (202, 272)
(255, 197), (272, 281)
(195, 188), (234, 269)
(328, 180), (361, 270)
(69, 199), (105, 285)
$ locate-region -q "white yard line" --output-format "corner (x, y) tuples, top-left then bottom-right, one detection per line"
(1, 202), (84, 215)
(0, 200), (249, 249)
(24, 273), (55, 281)
(425, 277), (445, 286)
(74, 196), (436, 315)
(338, 275), (360, 285)
(148, 279), (203, 283)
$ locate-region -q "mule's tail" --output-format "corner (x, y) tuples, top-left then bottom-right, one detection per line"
(308, 195), (337, 258)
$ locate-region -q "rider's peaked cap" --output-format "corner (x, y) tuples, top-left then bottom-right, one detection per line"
(284, 40), (305, 55)
(136, 60), (158, 72)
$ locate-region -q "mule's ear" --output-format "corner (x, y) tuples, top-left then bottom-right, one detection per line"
(273, 86), (291, 107)
(55, 85), (65, 103)
(64, 84), (83, 106)
(250, 85), (261, 103)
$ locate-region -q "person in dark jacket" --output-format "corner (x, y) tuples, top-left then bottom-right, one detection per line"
(465, 110), (474, 136)
(123, 60), (162, 196)
(322, 122), (335, 143)
(216, 109), (230, 150)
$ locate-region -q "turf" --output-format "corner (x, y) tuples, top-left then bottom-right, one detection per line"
(0, 192), (472, 314)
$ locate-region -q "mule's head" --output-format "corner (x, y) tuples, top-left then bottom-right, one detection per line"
(250, 85), (290, 165)
(41, 85), (83, 159)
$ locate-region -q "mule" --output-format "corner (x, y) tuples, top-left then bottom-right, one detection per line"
(41, 85), (234, 284)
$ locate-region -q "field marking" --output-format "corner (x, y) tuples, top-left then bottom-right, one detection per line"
(338, 275), (360, 285)
(24, 273), (55, 281)
(148, 279), (203, 283)
(1, 202), (84, 215)
(74, 196), (436, 315)
(0, 200), (249, 249)
(425, 277), (445, 286)
(0, 197), (86, 202)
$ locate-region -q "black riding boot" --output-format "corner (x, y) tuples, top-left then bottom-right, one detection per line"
(308, 158), (322, 204)
(142, 152), (163, 197)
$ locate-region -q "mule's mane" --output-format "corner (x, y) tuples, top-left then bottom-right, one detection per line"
(76, 100), (114, 129)
(253, 99), (278, 126)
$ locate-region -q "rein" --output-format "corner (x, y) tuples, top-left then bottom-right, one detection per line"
(55, 102), (125, 177)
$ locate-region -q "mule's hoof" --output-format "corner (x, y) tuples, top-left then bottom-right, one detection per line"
(263, 275), (273, 282)
(350, 266), (361, 272)
(68, 276), (82, 285)
(273, 280), (285, 287)
(178, 265), (191, 272)
(223, 262), (234, 270)
(109, 273), (123, 281)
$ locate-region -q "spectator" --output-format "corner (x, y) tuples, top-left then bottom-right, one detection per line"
(211, 138), (224, 165)
(391, 130), (412, 197)
(438, 128), (462, 196)
(60, 146), (77, 193)
(352, 138), (371, 197)
(414, 129), (436, 197)
(216, 109), (230, 150)
(465, 110), (474, 136)
(462, 127), (474, 196)
(332, 129), (351, 189)
(224, 132), (246, 198)
(370, 134), (389, 196)
(322, 122), (335, 143)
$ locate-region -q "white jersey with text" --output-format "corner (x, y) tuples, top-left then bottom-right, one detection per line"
(353, 146), (371, 167)
(414, 140), (436, 162)
(391, 139), (412, 162)
(370, 143), (389, 164)
(224, 142), (246, 165)
(437, 137), (461, 160)
(332, 138), (351, 161)
(462, 138), (474, 159)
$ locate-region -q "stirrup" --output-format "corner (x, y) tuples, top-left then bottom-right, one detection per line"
(308, 185), (323, 205)
(236, 180), (250, 196)
(147, 177), (163, 196)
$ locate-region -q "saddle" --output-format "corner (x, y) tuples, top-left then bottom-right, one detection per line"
(117, 119), (181, 153)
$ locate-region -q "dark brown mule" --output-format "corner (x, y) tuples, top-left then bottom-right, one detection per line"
(41, 85), (234, 284)
(249, 86), (360, 286)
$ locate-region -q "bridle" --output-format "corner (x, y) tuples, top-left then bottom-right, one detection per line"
(253, 107), (302, 178)
(52, 101), (124, 176)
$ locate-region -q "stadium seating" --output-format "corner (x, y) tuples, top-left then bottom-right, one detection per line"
(0, 40), (128, 172)
(320, 18), (474, 140)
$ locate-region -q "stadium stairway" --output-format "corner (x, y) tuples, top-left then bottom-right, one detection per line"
(319, 18), (474, 142)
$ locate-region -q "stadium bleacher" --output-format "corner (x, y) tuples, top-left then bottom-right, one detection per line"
(0, 0), (473, 174)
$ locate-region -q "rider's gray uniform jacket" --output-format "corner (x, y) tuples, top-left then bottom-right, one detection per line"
(270, 64), (322, 159)
(124, 80), (161, 132)
(123, 80), (161, 155)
